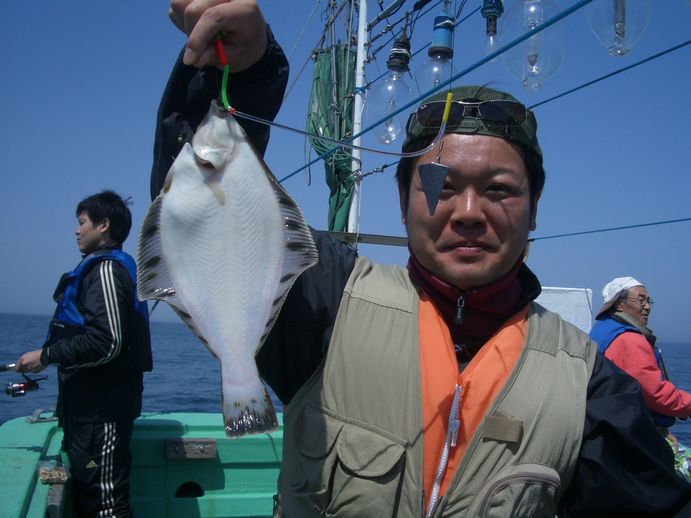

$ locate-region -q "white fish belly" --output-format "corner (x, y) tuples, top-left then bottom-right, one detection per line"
(160, 148), (283, 387)
(138, 102), (318, 437)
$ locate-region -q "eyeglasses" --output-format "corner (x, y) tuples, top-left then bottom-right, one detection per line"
(621, 297), (655, 307)
(406, 99), (528, 133)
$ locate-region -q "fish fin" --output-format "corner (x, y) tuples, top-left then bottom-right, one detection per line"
(253, 176), (319, 352)
(167, 301), (217, 357)
(136, 194), (177, 301)
(223, 382), (278, 438)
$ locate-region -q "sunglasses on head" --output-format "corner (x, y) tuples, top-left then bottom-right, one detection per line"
(407, 99), (528, 133)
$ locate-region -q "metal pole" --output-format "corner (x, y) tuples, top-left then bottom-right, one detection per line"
(348, 0), (367, 234)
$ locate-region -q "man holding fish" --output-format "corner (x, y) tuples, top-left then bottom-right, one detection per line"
(152, 1), (691, 515)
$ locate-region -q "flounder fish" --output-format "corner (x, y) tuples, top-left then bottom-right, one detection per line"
(137, 101), (318, 437)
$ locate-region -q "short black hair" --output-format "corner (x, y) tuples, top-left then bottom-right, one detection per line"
(76, 190), (133, 244)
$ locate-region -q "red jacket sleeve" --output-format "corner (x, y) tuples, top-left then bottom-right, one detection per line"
(605, 332), (691, 418)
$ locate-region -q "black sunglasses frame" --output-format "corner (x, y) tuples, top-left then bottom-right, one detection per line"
(406, 99), (528, 134)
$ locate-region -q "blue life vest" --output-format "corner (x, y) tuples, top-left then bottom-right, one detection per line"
(590, 317), (675, 428)
(52, 249), (148, 329)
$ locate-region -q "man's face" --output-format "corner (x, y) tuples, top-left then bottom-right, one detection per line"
(75, 211), (107, 255)
(616, 285), (652, 326)
(400, 134), (536, 290)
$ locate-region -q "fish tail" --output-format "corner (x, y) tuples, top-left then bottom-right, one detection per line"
(222, 382), (278, 438)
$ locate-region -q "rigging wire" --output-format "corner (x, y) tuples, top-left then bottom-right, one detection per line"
(279, 0), (592, 184)
(279, 25), (688, 187)
(271, 0), (685, 207)
(453, 0), (469, 20)
(529, 218), (691, 243)
(368, 0), (446, 58)
(328, 216), (691, 248)
(263, 3), (689, 245)
(275, 2), (689, 246)
(366, 6), (479, 89)
(284, 0), (349, 100)
(286, 0), (322, 63)
(529, 38), (691, 110)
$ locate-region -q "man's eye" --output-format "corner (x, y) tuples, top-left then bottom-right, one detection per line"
(440, 183), (455, 195)
(487, 184), (513, 197)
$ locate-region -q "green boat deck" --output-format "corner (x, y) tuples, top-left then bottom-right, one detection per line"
(0, 411), (283, 518)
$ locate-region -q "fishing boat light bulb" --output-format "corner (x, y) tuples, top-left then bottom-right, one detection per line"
(586, 0), (653, 57)
(367, 33), (414, 145)
(500, 0), (565, 91)
(413, 3), (459, 96)
(482, 0), (505, 57)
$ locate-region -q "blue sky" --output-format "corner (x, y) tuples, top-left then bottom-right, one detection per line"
(1, 1), (690, 342)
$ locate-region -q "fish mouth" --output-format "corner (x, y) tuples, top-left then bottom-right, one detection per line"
(194, 157), (215, 169)
(193, 146), (230, 170)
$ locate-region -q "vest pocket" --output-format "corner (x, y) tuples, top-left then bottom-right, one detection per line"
(288, 405), (406, 517)
(470, 463), (560, 518)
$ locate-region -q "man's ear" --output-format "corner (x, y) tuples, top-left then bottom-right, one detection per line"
(529, 194), (540, 231)
(98, 218), (111, 236)
(100, 218), (110, 230)
(398, 182), (408, 226)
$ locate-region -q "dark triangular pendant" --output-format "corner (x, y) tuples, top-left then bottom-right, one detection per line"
(418, 162), (448, 216)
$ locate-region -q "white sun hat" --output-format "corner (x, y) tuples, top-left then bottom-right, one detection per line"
(596, 276), (644, 318)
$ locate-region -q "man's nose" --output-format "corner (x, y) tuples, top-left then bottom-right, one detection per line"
(450, 190), (485, 226)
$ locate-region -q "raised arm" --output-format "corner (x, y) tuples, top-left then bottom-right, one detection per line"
(151, 0), (289, 198)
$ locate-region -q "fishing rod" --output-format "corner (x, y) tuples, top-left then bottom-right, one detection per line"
(1, 363), (47, 397)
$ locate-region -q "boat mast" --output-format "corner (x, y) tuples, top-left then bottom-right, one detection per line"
(348, 0), (367, 234)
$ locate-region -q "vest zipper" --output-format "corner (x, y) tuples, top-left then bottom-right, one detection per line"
(455, 294), (465, 324)
(425, 383), (462, 518)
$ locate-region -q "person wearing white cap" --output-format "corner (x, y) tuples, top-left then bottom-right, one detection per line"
(591, 276), (691, 479)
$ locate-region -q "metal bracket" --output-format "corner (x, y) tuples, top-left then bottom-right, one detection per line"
(165, 438), (217, 460)
(27, 408), (58, 423)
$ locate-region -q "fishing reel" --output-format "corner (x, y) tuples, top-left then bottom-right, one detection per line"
(5, 373), (47, 397)
(1, 365), (47, 397)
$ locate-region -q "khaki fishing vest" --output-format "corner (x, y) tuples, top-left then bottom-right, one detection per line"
(278, 258), (597, 518)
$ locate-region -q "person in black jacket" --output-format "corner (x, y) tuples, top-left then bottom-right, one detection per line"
(155, 1), (690, 515)
(16, 190), (152, 518)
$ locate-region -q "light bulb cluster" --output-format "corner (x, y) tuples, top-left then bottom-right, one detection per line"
(367, 0), (655, 141)
(368, 4), (458, 145)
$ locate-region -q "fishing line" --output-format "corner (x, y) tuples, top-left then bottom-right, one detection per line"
(230, 105), (450, 159)
(213, 27), (452, 165)
(212, 27), (440, 174)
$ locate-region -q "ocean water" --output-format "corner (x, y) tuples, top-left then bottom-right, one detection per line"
(1, 312), (690, 447)
(0, 313), (282, 426)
